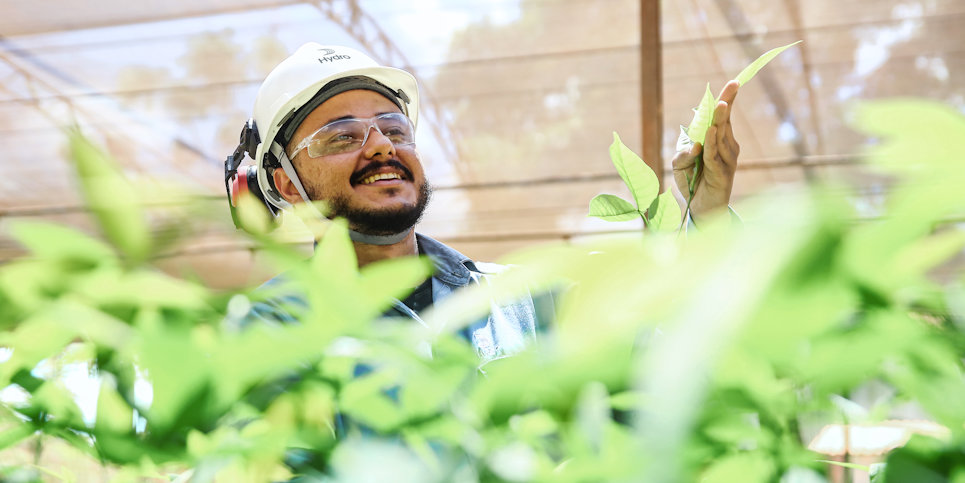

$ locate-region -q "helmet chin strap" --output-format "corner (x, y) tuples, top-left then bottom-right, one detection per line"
(348, 227), (412, 245)
(274, 144), (413, 246)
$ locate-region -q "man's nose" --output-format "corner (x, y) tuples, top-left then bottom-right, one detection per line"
(361, 124), (395, 159)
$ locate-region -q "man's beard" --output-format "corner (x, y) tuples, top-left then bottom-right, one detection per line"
(308, 180), (432, 236)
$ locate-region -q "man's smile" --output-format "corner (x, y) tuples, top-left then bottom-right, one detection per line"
(351, 160), (413, 187)
(359, 172), (403, 185)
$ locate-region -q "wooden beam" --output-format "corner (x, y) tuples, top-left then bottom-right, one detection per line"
(640, 0), (664, 188)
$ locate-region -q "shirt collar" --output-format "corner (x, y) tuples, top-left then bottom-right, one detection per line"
(416, 233), (472, 286)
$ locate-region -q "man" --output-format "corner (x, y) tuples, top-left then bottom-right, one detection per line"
(226, 43), (740, 361)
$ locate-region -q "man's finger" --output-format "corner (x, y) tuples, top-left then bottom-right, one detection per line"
(716, 120), (736, 167)
(703, 126), (720, 170)
(713, 100), (730, 127)
(672, 142), (701, 171)
(723, 120), (740, 162)
(717, 79), (739, 106)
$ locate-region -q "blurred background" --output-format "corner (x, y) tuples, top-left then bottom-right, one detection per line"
(1, 0), (963, 288)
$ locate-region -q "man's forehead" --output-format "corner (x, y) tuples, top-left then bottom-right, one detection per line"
(307, 90), (402, 124)
(281, 76), (407, 147)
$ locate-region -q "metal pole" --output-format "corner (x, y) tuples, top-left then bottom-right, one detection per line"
(640, 0), (664, 189)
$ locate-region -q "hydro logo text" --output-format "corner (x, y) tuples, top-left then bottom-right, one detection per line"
(318, 54), (351, 63)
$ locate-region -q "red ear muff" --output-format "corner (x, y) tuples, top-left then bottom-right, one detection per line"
(226, 165), (277, 230)
(229, 165), (256, 208)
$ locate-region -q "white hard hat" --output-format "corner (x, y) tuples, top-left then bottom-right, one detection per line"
(237, 43), (420, 210)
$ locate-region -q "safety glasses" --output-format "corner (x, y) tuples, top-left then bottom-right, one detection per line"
(289, 112), (415, 159)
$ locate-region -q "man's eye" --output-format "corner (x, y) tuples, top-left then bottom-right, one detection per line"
(328, 132), (361, 144)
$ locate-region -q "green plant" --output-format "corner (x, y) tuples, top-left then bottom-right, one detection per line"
(587, 133), (681, 232)
(588, 41), (801, 233)
(1, 100), (964, 482)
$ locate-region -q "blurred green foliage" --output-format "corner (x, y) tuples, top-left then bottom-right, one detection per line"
(1, 102), (965, 482)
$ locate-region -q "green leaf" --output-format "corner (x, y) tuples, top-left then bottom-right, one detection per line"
(818, 460), (871, 472)
(853, 100), (965, 176)
(6, 221), (115, 263)
(399, 365), (464, 421)
(211, 323), (339, 409)
(310, 218), (357, 280)
(0, 260), (62, 317)
(575, 382), (610, 453)
(0, 425), (34, 451)
(843, 102), (965, 293)
(96, 380), (135, 433)
(682, 41), (801, 151)
(510, 410), (558, 439)
(893, 230), (965, 284)
(32, 381), (85, 426)
(294, 218), (377, 325)
(701, 452), (776, 482)
(735, 40), (803, 86)
(685, 83), (716, 145)
(74, 267), (209, 310)
(702, 410), (764, 446)
(0, 306), (79, 384)
(339, 369), (406, 432)
(401, 429), (442, 476)
(634, 193), (818, 481)
(881, 437), (965, 483)
(134, 318), (212, 431)
(588, 194), (641, 222)
(609, 391), (645, 411)
(609, 133), (659, 210)
(358, 256), (435, 312)
(646, 190), (682, 232)
(236, 191), (273, 235)
(69, 131), (150, 262)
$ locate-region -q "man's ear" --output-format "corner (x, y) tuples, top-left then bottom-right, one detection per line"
(272, 168), (304, 204)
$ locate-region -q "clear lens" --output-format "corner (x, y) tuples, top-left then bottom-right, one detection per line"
(298, 113), (415, 158)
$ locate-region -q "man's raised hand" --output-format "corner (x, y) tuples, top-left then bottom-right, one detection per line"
(672, 80), (741, 223)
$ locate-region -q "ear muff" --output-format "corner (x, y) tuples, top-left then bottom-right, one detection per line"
(225, 121), (277, 230)
(228, 165), (264, 207)
(226, 165), (279, 230)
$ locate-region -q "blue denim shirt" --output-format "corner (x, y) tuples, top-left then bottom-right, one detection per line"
(244, 233), (548, 362)
(238, 234), (554, 474)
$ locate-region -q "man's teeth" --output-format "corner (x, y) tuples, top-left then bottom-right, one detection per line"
(360, 173), (402, 185)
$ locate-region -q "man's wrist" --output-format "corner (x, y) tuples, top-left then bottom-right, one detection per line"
(686, 205), (741, 232)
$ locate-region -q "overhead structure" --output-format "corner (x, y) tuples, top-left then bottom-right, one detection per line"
(0, 0), (961, 286)
(312, 0), (461, 168)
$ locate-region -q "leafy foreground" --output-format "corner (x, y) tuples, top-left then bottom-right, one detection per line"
(2, 102), (965, 482)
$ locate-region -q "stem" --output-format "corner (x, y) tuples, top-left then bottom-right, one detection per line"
(33, 432), (43, 465)
(688, 155), (702, 195)
(678, 154), (703, 235)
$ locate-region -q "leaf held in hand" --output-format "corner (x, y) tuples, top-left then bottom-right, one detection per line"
(735, 40), (802, 86)
(676, 125), (694, 153)
(680, 40), (801, 206)
(685, 84), (716, 145)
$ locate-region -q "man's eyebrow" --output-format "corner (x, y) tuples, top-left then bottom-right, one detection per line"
(321, 111), (398, 125)
(322, 115), (355, 124)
